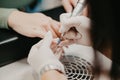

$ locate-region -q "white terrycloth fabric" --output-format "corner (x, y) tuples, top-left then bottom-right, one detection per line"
(59, 13), (91, 46)
(27, 31), (64, 75)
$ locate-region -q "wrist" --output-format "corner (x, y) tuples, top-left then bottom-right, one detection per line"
(41, 70), (67, 80)
(8, 10), (19, 28)
(39, 64), (65, 78)
(7, 10), (26, 29)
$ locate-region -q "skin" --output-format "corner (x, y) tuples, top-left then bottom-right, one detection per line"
(41, 70), (67, 80)
(61, 0), (78, 12)
(8, 11), (61, 38)
(61, 0), (89, 16)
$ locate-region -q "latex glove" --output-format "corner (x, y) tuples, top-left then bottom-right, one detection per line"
(27, 31), (64, 75)
(8, 11), (60, 38)
(59, 13), (91, 46)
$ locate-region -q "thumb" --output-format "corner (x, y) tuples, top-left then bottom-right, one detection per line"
(59, 25), (70, 33)
(59, 13), (72, 33)
(42, 31), (53, 47)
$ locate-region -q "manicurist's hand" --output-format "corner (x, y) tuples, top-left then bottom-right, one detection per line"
(27, 31), (67, 80)
(8, 11), (60, 38)
(59, 13), (91, 46)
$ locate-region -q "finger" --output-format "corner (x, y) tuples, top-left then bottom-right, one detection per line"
(76, 32), (82, 39)
(29, 40), (44, 57)
(59, 17), (79, 34)
(63, 29), (76, 39)
(62, 0), (73, 12)
(51, 20), (61, 37)
(42, 31), (53, 47)
(59, 25), (70, 34)
(65, 16), (90, 29)
(70, 0), (78, 7)
(32, 27), (47, 38)
(55, 47), (63, 59)
(29, 44), (38, 54)
(75, 16), (91, 32)
(51, 42), (57, 53)
(59, 13), (72, 33)
(63, 28), (82, 40)
(60, 13), (71, 21)
(47, 25), (58, 38)
(60, 13), (71, 26)
(50, 38), (59, 53)
(44, 18), (58, 38)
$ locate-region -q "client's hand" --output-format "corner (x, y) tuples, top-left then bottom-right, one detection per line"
(27, 31), (67, 80)
(8, 11), (60, 38)
(59, 13), (91, 46)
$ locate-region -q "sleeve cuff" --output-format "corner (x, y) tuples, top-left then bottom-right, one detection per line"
(0, 8), (18, 29)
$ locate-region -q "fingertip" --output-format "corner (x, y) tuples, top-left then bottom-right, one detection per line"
(62, 0), (73, 13)
(51, 20), (61, 37)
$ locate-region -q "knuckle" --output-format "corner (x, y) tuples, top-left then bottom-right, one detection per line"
(48, 16), (52, 20)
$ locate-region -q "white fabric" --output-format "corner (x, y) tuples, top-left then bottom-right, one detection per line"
(27, 31), (64, 74)
(59, 13), (91, 46)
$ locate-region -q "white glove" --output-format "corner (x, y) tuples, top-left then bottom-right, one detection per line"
(27, 31), (64, 75)
(59, 13), (92, 46)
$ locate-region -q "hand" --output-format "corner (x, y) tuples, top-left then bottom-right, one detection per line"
(27, 31), (64, 75)
(59, 13), (91, 46)
(8, 11), (60, 38)
(61, 0), (78, 12)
